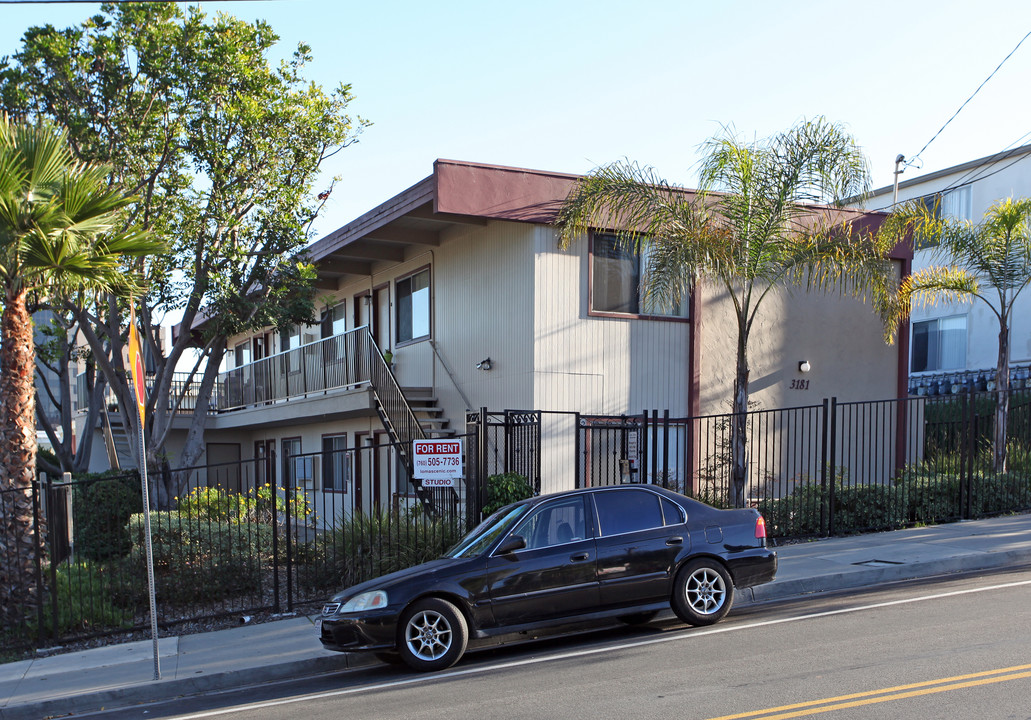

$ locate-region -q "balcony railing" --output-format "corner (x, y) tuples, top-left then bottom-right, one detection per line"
(73, 327), (398, 417)
(214, 326), (375, 411)
(75, 371), (205, 415)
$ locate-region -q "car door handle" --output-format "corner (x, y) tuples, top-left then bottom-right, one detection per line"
(570, 552), (590, 562)
(666, 537), (684, 546)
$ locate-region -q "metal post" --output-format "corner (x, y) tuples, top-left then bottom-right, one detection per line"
(137, 428), (161, 680)
(478, 408), (489, 518)
(828, 397), (838, 536)
(271, 448), (281, 614)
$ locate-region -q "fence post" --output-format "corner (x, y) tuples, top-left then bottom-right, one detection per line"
(477, 407), (489, 520)
(31, 476), (46, 642)
(283, 448), (294, 612)
(269, 449), (281, 614)
(574, 412), (582, 489)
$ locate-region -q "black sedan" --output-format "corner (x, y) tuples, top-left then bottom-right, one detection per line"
(317, 485), (776, 672)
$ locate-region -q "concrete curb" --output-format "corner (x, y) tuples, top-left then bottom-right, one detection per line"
(740, 546), (1031, 605)
(0, 653), (371, 720)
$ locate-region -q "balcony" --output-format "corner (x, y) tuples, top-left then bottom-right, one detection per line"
(215, 328), (375, 411)
(75, 327), (380, 416)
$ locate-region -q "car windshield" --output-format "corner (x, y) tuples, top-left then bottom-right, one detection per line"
(446, 504), (528, 558)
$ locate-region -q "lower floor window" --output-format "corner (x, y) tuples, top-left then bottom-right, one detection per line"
(322, 435), (350, 492)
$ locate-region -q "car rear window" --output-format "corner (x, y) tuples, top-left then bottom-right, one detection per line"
(594, 489), (663, 536)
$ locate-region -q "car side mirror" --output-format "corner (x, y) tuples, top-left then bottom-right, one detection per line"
(496, 535), (526, 555)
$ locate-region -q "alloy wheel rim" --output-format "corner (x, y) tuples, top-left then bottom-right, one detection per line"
(405, 610), (453, 661)
(686, 568), (726, 615)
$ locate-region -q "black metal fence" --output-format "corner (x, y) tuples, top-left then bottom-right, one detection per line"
(575, 389), (1031, 538)
(6, 389), (1031, 653)
(2, 437), (471, 654)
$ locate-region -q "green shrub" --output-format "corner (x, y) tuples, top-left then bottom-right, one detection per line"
(73, 470), (143, 561)
(120, 512), (275, 604)
(298, 508), (464, 591)
(482, 472), (533, 515)
(36, 561), (134, 636)
(177, 483), (311, 524)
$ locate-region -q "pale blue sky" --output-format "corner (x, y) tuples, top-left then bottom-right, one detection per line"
(3, 0), (1031, 239)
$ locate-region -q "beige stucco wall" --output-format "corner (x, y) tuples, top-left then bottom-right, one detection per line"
(697, 281), (900, 417)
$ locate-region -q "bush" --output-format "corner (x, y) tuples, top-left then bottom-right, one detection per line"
(757, 475), (909, 539)
(120, 512), (275, 604)
(177, 483), (311, 524)
(482, 472), (533, 515)
(73, 470), (143, 561)
(298, 508), (464, 591)
(36, 561), (134, 636)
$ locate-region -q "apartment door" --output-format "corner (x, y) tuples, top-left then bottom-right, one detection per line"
(353, 432), (392, 514)
(354, 285), (391, 355)
(252, 333), (271, 402)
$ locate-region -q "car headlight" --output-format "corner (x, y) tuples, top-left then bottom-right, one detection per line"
(339, 590), (388, 613)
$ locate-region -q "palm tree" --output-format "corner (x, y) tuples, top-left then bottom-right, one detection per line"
(882, 197), (1031, 474)
(556, 118), (897, 507)
(0, 115), (162, 625)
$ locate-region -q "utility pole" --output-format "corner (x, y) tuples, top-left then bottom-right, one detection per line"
(893, 154), (905, 206)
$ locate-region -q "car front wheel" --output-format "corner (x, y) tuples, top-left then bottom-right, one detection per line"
(398, 598), (468, 672)
(671, 558), (734, 626)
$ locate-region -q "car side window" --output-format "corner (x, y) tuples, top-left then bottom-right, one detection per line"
(593, 489), (664, 537)
(660, 496), (686, 525)
(511, 497), (586, 551)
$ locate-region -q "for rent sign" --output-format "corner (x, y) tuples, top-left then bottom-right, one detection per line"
(412, 439), (464, 487)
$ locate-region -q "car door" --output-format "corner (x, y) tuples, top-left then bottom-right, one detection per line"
(592, 488), (689, 608)
(485, 495), (598, 627)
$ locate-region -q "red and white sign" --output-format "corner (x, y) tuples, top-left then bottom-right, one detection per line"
(412, 439), (464, 486)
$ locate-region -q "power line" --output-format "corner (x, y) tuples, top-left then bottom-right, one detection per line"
(908, 28), (1031, 168)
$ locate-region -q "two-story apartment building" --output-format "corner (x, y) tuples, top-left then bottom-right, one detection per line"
(83, 160), (909, 510)
(863, 144), (1031, 394)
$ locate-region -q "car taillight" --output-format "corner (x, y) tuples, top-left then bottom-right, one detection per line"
(755, 515), (767, 540)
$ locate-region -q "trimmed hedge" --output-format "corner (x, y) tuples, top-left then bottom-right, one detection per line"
(73, 470), (143, 561)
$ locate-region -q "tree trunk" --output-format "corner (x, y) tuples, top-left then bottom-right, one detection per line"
(731, 336), (749, 508)
(0, 288), (44, 626)
(994, 324), (1010, 474)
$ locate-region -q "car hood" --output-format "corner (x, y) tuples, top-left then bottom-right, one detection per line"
(330, 556), (472, 602)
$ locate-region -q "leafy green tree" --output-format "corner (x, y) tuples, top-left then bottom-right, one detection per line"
(882, 197), (1031, 474)
(557, 118), (897, 506)
(2, 4), (367, 505)
(0, 115), (160, 623)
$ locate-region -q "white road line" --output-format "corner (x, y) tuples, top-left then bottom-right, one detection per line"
(171, 577), (1031, 719)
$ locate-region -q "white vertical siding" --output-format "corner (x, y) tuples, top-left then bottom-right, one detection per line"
(431, 221), (536, 424)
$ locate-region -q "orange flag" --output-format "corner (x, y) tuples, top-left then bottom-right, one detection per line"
(128, 304), (147, 427)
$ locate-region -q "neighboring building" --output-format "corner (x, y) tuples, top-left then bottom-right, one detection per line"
(863, 145), (1031, 394)
(79, 160), (908, 506)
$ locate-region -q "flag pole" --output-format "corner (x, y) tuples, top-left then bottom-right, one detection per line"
(129, 302), (160, 680)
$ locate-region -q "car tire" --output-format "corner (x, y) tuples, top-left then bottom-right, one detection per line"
(671, 558), (734, 626)
(397, 598), (468, 672)
(617, 611), (660, 625)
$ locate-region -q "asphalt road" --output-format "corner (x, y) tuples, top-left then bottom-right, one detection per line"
(88, 566), (1031, 720)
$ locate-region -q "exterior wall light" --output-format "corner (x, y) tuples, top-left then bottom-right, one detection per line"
(798, 360), (811, 373)
(476, 357), (493, 371)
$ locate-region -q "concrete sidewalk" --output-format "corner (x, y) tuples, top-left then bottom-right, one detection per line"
(3, 513), (1031, 720)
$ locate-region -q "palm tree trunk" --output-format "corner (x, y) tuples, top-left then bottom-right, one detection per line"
(994, 325), (1010, 474)
(0, 288), (44, 625)
(731, 336), (749, 508)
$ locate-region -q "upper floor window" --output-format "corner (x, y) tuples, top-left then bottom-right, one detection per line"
(321, 301), (347, 339)
(591, 233), (690, 319)
(941, 186), (972, 221)
(396, 268), (430, 343)
(911, 315), (966, 373)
